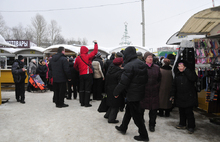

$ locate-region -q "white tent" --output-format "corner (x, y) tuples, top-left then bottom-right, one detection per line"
(166, 32), (205, 45)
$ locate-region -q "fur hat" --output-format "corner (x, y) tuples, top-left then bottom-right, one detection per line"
(113, 57), (123, 66)
(144, 52), (153, 60)
(18, 55), (24, 60)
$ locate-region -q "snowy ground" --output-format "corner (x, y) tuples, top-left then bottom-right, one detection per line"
(0, 91), (220, 142)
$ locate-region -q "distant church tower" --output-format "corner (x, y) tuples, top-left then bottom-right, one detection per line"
(119, 22), (132, 45)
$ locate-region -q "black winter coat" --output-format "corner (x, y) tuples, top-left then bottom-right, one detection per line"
(69, 62), (79, 83)
(50, 53), (71, 83)
(113, 47), (148, 102)
(171, 68), (198, 108)
(36, 63), (47, 78)
(11, 60), (26, 83)
(105, 64), (124, 107)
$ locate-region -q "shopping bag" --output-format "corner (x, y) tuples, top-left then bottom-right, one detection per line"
(97, 96), (109, 113)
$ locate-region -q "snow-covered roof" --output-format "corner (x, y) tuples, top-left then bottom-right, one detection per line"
(0, 46), (45, 54)
(86, 45), (111, 54)
(0, 34), (17, 47)
(14, 46), (45, 54)
(86, 45), (149, 54)
(44, 44), (80, 53)
(108, 45), (149, 53)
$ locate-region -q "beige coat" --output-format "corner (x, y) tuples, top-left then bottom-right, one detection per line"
(92, 61), (104, 79)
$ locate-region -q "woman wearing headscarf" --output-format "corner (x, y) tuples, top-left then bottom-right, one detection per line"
(140, 52), (161, 132)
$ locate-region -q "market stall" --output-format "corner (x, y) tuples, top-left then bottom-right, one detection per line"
(176, 6), (220, 115)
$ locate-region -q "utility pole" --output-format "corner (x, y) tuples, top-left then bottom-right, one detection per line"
(141, 0), (145, 47)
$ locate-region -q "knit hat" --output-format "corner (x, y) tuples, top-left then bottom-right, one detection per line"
(137, 52), (142, 56)
(115, 52), (123, 58)
(113, 57), (124, 66)
(144, 52), (153, 60)
(69, 58), (74, 62)
(18, 55), (24, 60)
(95, 52), (101, 57)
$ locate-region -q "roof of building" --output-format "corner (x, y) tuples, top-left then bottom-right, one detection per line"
(179, 6), (220, 36)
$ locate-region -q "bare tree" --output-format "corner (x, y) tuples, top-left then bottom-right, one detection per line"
(48, 20), (61, 45)
(82, 38), (88, 45)
(67, 38), (76, 45)
(0, 13), (7, 37)
(4, 27), (12, 40)
(11, 24), (25, 40)
(56, 35), (66, 44)
(31, 14), (47, 46)
(24, 26), (34, 42)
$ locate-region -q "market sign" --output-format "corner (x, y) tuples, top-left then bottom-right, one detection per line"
(0, 40), (30, 48)
(158, 51), (177, 57)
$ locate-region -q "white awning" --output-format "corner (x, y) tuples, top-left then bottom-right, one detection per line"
(0, 34), (17, 47)
(166, 32), (205, 45)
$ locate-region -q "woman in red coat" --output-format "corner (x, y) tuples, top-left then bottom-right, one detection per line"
(140, 52), (161, 132)
(74, 40), (98, 107)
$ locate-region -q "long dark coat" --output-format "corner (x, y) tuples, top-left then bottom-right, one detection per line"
(36, 62), (47, 78)
(140, 64), (161, 110)
(50, 53), (71, 83)
(11, 60), (26, 83)
(159, 65), (173, 109)
(171, 68), (198, 108)
(113, 47), (148, 102)
(105, 64), (124, 107)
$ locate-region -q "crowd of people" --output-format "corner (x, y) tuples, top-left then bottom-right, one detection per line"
(11, 41), (198, 141)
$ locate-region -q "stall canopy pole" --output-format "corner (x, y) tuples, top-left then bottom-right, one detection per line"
(141, 0), (145, 47)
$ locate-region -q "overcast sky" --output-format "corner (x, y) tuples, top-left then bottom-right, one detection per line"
(0, 0), (220, 51)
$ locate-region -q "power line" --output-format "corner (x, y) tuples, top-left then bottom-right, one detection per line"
(146, 2), (211, 26)
(0, 1), (140, 13)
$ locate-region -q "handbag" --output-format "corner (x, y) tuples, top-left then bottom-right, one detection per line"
(97, 95), (109, 113)
(79, 56), (94, 72)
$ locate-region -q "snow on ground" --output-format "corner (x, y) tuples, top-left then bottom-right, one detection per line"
(0, 91), (220, 142)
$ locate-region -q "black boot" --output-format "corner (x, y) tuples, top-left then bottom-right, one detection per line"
(27, 85), (31, 92)
(79, 91), (85, 106)
(84, 92), (92, 107)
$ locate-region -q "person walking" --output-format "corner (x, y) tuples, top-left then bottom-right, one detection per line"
(27, 59), (37, 92)
(114, 46), (149, 141)
(104, 57), (124, 123)
(50, 47), (71, 108)
(74, 40), (98, 107)
(170, 60), (198, 134)
(158, 58), (173, 117)
(140, 52), (161, 132)
(92, 52), (105, 100)
(11, 55), (27, 104)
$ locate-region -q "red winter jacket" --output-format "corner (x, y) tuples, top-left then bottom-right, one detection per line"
(74, 44), (98, 75)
